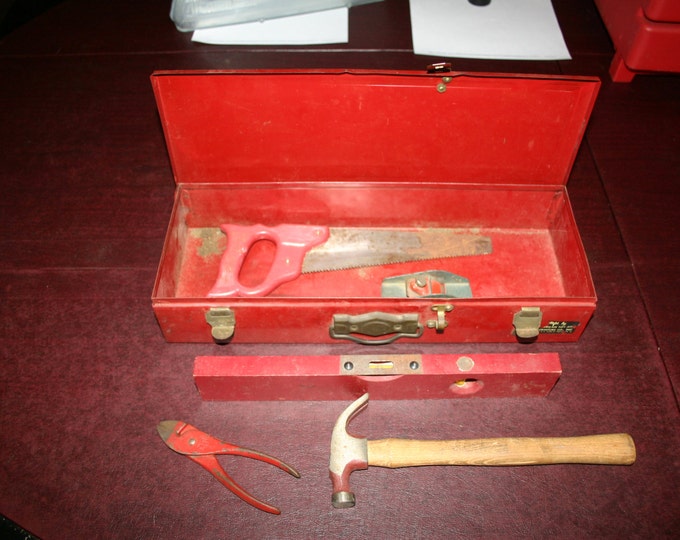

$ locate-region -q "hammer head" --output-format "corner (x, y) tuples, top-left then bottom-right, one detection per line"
(329, 393), (370, 508)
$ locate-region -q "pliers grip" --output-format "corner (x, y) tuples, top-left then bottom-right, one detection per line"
(157, 420), (300, 514)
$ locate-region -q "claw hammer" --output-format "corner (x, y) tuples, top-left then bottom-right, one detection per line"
(329, 394), (636, 508)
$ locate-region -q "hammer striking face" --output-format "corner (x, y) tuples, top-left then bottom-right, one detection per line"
(329, 393), (636, 509)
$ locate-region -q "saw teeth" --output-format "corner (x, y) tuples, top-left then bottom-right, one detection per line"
(305, 257), (449, 273)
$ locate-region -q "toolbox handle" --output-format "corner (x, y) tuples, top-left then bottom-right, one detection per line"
(330, 312), (424, 345)
(208, 224), (329, 297)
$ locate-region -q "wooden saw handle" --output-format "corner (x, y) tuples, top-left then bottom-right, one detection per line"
(367, 434), (636, 467)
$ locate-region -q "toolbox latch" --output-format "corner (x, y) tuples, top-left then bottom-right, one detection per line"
(427, 62), (452, 73)
(427, 304), (454, 332)
(205, 307), (235, 344)
(513, 307), (543, 342)
(330, 312), (423, 345)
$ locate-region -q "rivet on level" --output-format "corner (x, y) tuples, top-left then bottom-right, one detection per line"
(436, 82), (447, 93)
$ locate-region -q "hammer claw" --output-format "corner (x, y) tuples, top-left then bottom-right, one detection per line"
(329, 393), (370, 508)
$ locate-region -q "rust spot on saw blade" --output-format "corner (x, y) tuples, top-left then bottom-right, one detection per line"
(300, 228), (492, 273)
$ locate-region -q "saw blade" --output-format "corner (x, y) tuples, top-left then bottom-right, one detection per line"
(300, 228), (492, 273)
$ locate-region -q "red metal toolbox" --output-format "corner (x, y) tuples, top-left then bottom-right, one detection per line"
(595, 0), (680, 81)
(151, 69), (599, 345)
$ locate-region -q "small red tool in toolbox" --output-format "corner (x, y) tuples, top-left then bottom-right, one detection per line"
(151, 69), (599, 345)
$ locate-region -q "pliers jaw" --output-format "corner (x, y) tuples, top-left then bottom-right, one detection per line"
(157, 420), (300, 515)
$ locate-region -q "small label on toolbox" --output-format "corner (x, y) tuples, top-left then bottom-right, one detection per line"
(539, 321), (580, 334)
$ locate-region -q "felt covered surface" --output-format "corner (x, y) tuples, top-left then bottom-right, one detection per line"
(1, 1), (679, 537)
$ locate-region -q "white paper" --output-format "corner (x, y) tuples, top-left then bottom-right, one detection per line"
(409, 0), (570, 60)
(191, 8), (348, 45)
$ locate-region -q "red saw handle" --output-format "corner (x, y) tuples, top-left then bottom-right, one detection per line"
(208, 224), (329, 297)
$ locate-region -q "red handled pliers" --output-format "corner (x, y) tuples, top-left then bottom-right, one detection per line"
(157, 420), (300, 514)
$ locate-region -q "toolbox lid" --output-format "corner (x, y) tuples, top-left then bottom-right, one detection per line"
(151, 69), (599, 186)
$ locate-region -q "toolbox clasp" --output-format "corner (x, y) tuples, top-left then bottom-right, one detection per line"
(330, 312), (423, 345)
(427, 304), (454, 332)
(205, 307), (236, 344)
(426, 62), (452, 74)
(513, 307), (543, 342)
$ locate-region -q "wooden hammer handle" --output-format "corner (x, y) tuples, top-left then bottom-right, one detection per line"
(367, 434), (636, 467)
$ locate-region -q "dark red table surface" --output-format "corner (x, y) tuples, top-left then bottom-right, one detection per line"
(1, 1), (678, 538)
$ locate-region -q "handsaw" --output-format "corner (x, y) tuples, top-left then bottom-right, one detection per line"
(208, 224), (492, 297)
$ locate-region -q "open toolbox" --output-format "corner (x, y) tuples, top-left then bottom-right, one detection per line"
(151, 69), (599, 345)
